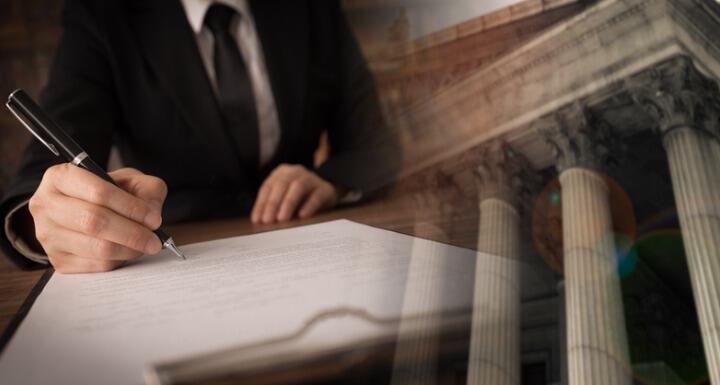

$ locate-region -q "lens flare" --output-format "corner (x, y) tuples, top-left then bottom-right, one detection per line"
(531, 173), (636, 275)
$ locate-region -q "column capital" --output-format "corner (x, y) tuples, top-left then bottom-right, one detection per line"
(474, 139), (538, 207)
(534, 103), (620, 173)
(627, 55), (720, 140)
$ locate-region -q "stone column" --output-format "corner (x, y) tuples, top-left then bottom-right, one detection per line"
(630, 56), (720, 384)
(467, 140), (535, 385)
(557, 280), (568, 385)
(391, 220), (449, 385)
(536, 105), (632, 385)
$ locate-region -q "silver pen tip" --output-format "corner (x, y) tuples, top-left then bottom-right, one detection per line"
(163, 238), (187, 260)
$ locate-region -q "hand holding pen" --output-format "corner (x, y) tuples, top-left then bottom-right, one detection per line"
(6, 89), (186, 273)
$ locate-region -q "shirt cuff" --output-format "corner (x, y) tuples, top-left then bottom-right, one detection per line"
(4, 200), (49, 264)
(337, 189), (363, 205)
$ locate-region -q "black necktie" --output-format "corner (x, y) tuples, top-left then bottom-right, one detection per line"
(204, 4), (259, 172)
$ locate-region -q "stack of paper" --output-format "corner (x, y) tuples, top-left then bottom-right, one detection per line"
(0, 220), (477, 385)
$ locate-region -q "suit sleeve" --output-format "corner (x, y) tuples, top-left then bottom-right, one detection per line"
(0, 0), (120, 269)
(314, 3), (402, 198)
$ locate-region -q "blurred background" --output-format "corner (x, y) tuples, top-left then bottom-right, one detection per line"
(0, 0), (62, 197)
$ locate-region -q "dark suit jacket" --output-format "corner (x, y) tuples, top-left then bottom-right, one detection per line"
(0, 0), (400, 269)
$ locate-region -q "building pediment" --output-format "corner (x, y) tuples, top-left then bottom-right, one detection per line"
(396, 0), (720, 176)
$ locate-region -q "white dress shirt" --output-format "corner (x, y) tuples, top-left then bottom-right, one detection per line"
(181, 0), (281, 167)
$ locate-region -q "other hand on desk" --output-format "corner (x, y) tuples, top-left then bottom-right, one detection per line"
(251, 164), (338, 224)
(28, 165), (167, 274)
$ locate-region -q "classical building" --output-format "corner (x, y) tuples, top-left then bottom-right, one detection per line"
(348, 0), (720, 383)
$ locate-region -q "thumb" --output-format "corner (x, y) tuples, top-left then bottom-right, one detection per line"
(109, 168), (168, 213)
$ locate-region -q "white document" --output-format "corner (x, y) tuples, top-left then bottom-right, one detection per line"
(0, 220), (477, 385)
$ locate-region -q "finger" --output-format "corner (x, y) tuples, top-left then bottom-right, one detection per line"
(262, 179), (290, 224)
(49, 251), (124, 274)
(110, 168), (168, 212)
(108, 167), (143, 178)
(298, 188), (328, 218)
(44, 194), (162, 254)
(252, 179), (273, 224)
(277, 180), (310, 222)
(252, 165), (302, 223)
(48, 164), (161, 229)
(298, 186), (334, 218)
(47, 226), (142, 261)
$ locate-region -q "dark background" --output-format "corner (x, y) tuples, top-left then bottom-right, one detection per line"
(0, 0), (63, 198)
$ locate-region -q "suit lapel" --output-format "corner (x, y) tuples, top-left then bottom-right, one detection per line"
(249, 1), (309, 171)
(128, 0), (243, 180)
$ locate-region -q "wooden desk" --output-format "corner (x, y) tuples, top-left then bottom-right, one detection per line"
(0, 197), (478, 337)
(0, 259), (44, 337)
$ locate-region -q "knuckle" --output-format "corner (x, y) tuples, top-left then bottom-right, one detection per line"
(98, 261), (119, 272)
(28, 195), (42, 215)
(257, 186), (270, 200)
(47, 253), (65, 269)
(273, 164), (289, 175)
(125, 228), (149, 251)
(53, 263), (72, 274)
(87, 184), (110, 204)
(272, 175), (290, 185)
(35, 227), (50, 244)
(142, 174), (162, 189)
(149, 177), (168, 197)
(290, 179), (306, 191)
(286, 189), (304, 204)
(310, 195), (325, 206)
(267, 195), (282, 206)
(42, 167), (55, 182)
(94, 239), (117, 259)
(126, 201), (149, 223)
(43, 164), (65, 182)
(287, 165), (304, 177)
(322, 190), (335, 202)
(87, 260), (118, 273)
(78, 208), (107, 235)
(302, 174), (316, 185)
(128, 249), (143, 260)
(320, 186), (334, 199)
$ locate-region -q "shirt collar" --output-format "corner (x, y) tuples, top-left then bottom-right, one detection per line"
(180, 0), (251, 34)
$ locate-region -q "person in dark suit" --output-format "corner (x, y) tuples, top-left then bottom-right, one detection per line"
(0, 0), (400, 273)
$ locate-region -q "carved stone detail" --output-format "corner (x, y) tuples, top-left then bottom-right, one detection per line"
(628, 55), (720, 140)
(535, 103), (620, 173)
(473, 139), (538, 207)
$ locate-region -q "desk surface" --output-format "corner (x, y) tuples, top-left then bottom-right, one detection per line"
(0, 198), (478, 336)
(0, 198), (706, 385)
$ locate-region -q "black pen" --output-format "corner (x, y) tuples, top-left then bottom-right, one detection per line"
(5, 89), (186, 260)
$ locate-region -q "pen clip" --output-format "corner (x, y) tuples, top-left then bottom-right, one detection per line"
(5, 100), (60, 156)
